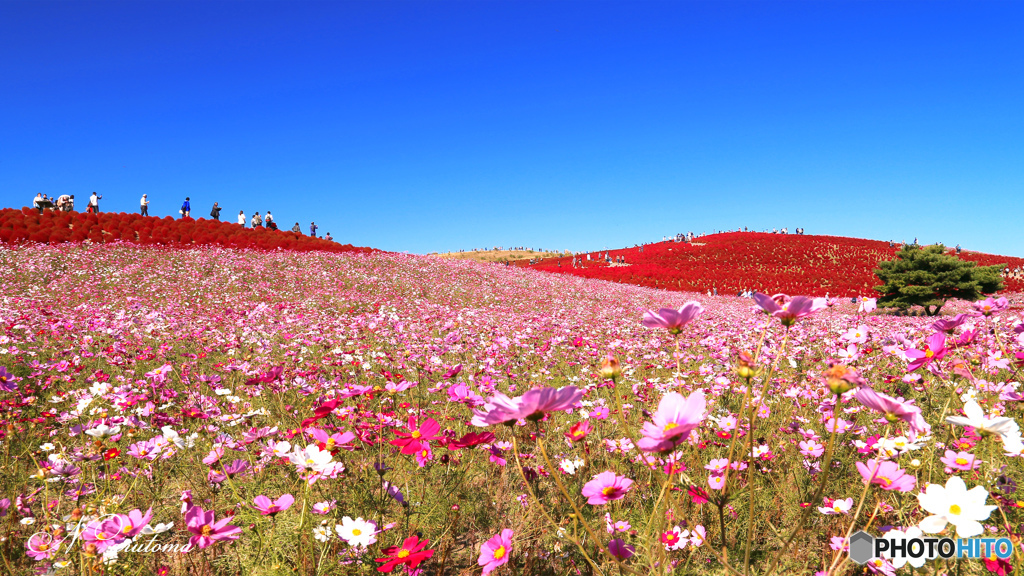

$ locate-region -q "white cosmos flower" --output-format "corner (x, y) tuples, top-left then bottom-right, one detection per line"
(289, 444), (334, 473)
(140, 522), (174, 535)
(917, 476), (996, 537)
(84, 424), (120, 439)
(947, 400), (1021, 452)
(313, 522), (331, 543)
(335, 516), (377, 547)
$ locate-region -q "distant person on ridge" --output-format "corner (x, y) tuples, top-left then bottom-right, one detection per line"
(140, 194), (150, 216)
(291, 222), (301, 234)
(252, 212), (262, 228)
(310, 221), (318, 237)
(238, 210), (246, 226)
(180, 197), (191, 218)
(325, 232), (333, 241)
(88, 191), (102, 213)
(265, 211), (274, 229)
(56, 194), (71, 211)
(33, 193), (43, 213)
(210, 202), (222, 220)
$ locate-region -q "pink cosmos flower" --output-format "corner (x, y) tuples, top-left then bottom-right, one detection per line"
(471, 386), (582, 426)
(389, 416), (442, 455)
(972, 297), (1008, 317)
(582, 471), (634, 505)
(940, 450), (981, 472)
(478, 529), (513, 574)
(0, 366), (20, 392)
(904, 333), (947, 371)
(184, 505), (242, 549)
(708, 474), (726, 490)
(637, 391), (707, 453)
(641, 302), (704, 334)
(855, 459), (916, 492)
(854, 388), (931, 440)
(253, 494), (295, 516)
(115, 508), (153, 538)
(752, 292), (827, 326)
(859, 298), (877, 314)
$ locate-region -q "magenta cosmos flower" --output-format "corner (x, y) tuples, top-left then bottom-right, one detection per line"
(184, 505), (242, 549)
(582, 471), (634, 505)
(478, 529), (513, 574)
(390, 416), (442, 455)
(752, 293), (826, 326)
(641, 302), (704, 334)
(253, 494), (295, 516)
(905, 333), (947, 371)
(931, 313), (969, 334)
(854, 388), (931, 440)
(972, 297), (1008, 317)
(471, 386), (582, 426)
(637, 391), (707, 453)
(856, 459), (916, 492)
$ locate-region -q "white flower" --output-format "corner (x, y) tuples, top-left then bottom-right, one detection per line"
(161, 426), (196, 448)
(917, 476), (996, 537)
(85, 424), (120, 439)
(214, 388), (232, 396)
(20, 517), (35, 526)
(39, 443), (54, 451)
(559, 458), (584, 475)
(289, 444), (334, 473)
(313, 522), (331, 543)
(882, 526), (929, 568)
(946, 399), (1019, 444)
(335, 516), (377, 547)
(818, 497), (853, 515)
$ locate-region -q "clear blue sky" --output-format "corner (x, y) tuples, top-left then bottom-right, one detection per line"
(2, 1), (1022, 255)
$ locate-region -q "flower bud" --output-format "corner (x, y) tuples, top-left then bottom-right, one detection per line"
(734, 351), (757, 379)
(599, 355), (622, 380)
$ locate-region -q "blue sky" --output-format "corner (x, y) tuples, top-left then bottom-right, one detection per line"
(2, 1), (1022, 255)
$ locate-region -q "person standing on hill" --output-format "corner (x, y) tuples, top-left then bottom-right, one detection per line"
(88, 192), (102, 213)
(292, 222), (301, 234)
(180, 197), (191, 218)
(309, 221), (318, 237)
(325, 232), (332, 241)
(210, 202), (222, 220)
(264, 211), (274, 228)
(251, 212), (262, 228)
(33, 193), (43, 213)
(140, 194), (150, 216)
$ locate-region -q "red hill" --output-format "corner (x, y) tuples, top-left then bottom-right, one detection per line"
(0, 208), (375, 254)
(523, 232), (1024, 297)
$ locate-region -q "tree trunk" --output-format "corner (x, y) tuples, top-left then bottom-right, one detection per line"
(925, 305), (943, 316)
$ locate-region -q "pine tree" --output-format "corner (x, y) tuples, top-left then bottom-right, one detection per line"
(873, 244), (1003, 316)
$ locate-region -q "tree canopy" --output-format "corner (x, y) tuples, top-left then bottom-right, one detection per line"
(873, 244), (1003, 316)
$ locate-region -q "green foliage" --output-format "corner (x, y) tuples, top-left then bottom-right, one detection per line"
(873, 244), (1004, 315)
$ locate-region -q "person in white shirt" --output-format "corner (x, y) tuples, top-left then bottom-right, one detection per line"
(238, 211), (246, 226)
(140, 194), (149, 216)
(264, 211), (274, 229)
(89, 192), (102, 213)
(33, 193), (43, 213)
(251, 212), (262, 227)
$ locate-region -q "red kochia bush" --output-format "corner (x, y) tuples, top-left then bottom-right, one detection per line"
(0, 209), (376, 255)
(526, 232), (1024, 297)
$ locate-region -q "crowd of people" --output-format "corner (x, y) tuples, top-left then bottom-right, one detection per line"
(30, 192), (335, 241)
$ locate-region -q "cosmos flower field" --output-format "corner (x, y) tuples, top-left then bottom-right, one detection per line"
(3, 243), (1024, 575)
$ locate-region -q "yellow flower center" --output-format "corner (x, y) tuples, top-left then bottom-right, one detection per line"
(663, 422), (679, 432)
(602, 487), (617, 497)
(955, 458), (969, 466)
(201, 525), (214, 537)
(494, 545), (506, 560)
(397, 549), (411, 559)
(877, 476), (892, 487)
(925, 349), (934, 358)
(123, 524), (133, 534)
(352, 529), (361, 536)
(949, 504), (961, 516)
(411, 431), (422, 439)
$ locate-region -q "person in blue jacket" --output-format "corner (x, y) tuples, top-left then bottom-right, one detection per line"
(181, 197), (191, 218)
(310, 221), (318, 237)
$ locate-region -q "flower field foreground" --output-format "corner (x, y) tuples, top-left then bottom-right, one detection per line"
(526, 232), (1024, 297)
(0, 208), (374, 253)
(3, 244), (1024, 575)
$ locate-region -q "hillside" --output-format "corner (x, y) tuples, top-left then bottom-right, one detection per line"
(521, 231), (1024, 297)
(433, 248), (565, 262)
(0, 208), (374, 253)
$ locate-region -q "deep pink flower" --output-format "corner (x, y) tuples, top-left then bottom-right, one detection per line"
(375, 535), (434, 573)
(253, 494), (295, 516)
(905, 333), (947, 371)
(642, 302), (704, 334)
(931, 313), (969, 334)
(752, 293), (826, 326)
(114, 507), (153, 539)
(855, 459), (916, 492)
(184, 505), (242, 549)
(582, 471), (633, 505)
(478, 529), (513, 574)
(608, 538), (635, 560)
(637, 391), (706, 453)
(390, 416), (442, 455)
